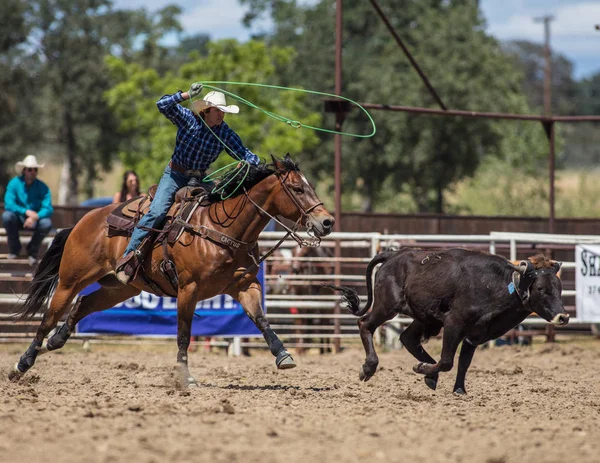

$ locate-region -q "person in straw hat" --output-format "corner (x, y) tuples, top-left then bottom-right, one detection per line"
(116, 84), (260, 284)
(2, 155), (53, 265)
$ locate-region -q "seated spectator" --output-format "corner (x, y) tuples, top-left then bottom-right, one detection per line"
(112, 170), (142, 204)
(2, 155), (53, 265)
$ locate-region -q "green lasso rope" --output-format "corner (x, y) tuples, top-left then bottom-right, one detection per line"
(196, 81), (377, 138)
(189, 81), (377, 199)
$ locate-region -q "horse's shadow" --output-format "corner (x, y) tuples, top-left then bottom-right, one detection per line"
(201, 382), (334, 392)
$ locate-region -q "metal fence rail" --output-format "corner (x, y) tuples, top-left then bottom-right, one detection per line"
(1, 230), (598, 349)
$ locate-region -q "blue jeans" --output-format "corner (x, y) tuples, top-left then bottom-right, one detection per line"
(124, 165), (189, 254)
(2, 211), (53, 257)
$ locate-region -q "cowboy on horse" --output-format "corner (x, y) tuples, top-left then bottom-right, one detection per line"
(116, 83), (260, 284)
(8, 78), (335, 386)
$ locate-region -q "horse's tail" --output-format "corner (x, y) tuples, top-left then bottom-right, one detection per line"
(16, 228), (73, 320)
(325, 250), (396, 317)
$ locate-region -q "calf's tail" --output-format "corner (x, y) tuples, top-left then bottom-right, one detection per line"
(325, 250), (395, 317)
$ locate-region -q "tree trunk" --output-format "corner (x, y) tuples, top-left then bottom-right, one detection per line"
(58, 160), (70, 206)
(435, 177), (444, 214)
(362, 197), (373, 213)
(58, 108), (79, 205)
(83, 160), (95, 199)
(362, 182), (373, 213)
(435, 149), (444, 214)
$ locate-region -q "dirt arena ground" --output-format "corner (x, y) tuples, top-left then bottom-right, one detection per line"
(1, 338), (600, 463)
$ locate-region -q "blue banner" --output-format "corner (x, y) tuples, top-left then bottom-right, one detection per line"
(76, 266), (264, 336)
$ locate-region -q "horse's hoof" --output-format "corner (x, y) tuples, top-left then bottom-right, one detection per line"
(276, 352), (296, 370)
(424, 377), (438, 391)
(181, 374), (198, 388)
(179, 378), (198, 389)
(176, 366), (198, 389)
(453, 387), (466, 395)
(359, 366), (373, 382)
(7, 363), (24, 382)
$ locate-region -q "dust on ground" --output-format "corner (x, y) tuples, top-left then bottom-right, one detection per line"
(1, 338), (599, 463)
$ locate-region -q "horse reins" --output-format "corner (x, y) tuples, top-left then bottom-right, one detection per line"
(215, 170), (324, 296)
(243, 170), (323, 248)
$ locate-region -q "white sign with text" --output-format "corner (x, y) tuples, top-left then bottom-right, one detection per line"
(576, 245), (600, 322)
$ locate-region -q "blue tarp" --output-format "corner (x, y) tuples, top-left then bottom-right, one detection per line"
(76, 266), (265, 336)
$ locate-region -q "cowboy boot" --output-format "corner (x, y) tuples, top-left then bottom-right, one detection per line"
(115, 237), (153, 285)
(115, 249), (142, 285)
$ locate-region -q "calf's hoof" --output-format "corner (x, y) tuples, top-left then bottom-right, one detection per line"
(7, 363), (24, 382)
(424, 376), (438, 391)
(359, 365), (375, 382)
(276, 352), (296, 370)
(413, 362), (435, 375)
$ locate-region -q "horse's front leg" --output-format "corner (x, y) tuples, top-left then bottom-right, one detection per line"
(233, 278), (296, 369)
(176, 285), (199, 388)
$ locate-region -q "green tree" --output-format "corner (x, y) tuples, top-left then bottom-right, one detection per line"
(563, 73), (600, 168)
(578, 72), (600, 115)
(503, 40), (579, 116)
(176, 34), (210, 60)
(26, 0), (181, 204)
(104, 39), (322, 186)
(447, 121), (552, 216)
(0, 0), (38, 193)
(242, 0), (547, 213)
(502, 40), (600, 174)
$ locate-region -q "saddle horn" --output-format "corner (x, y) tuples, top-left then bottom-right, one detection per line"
(187, 177), (199, 187)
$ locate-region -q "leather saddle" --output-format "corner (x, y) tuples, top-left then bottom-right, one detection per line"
(106, 183), (211, 243)
(106, 179), (213, 297)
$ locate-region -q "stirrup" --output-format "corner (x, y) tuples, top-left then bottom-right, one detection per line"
(115, 250), (142, 284)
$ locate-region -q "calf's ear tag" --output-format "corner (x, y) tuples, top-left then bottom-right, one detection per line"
(507, 281), (516, 294)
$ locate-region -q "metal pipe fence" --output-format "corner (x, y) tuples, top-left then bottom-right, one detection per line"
(1, 230), (598, 350)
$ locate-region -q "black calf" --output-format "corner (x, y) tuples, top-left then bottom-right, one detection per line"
(328, 249), (568, 394)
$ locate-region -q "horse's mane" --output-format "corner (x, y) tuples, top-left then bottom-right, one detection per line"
(207, 155), (299, 203)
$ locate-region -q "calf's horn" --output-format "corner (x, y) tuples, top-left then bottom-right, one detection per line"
(518, 260), (529, 273)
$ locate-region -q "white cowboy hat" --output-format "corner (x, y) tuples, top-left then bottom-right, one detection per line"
(15, 155), (45, 174)
(192, 91), (240, 114)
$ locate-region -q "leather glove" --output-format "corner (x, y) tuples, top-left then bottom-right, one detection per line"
(188, 83), (203, 99)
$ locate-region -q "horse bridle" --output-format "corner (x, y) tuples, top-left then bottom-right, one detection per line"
(212, 169), (324, 295)
(277, 170), (323, 220)
(244, 169), (323, 247)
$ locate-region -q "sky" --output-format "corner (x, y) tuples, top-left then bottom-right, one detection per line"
(113, 0), (600, 80)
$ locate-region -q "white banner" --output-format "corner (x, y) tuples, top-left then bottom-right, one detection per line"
(576, 245), (600, 322)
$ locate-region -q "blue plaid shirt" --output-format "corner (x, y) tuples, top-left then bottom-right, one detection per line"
(157, 91), (260, 171)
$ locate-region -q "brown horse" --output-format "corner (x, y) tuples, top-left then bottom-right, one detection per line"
(8, 155), (334, 386)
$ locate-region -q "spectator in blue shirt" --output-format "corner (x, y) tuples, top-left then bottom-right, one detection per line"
(3, 155), (53, 265)
(116, 84), (260, 284)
